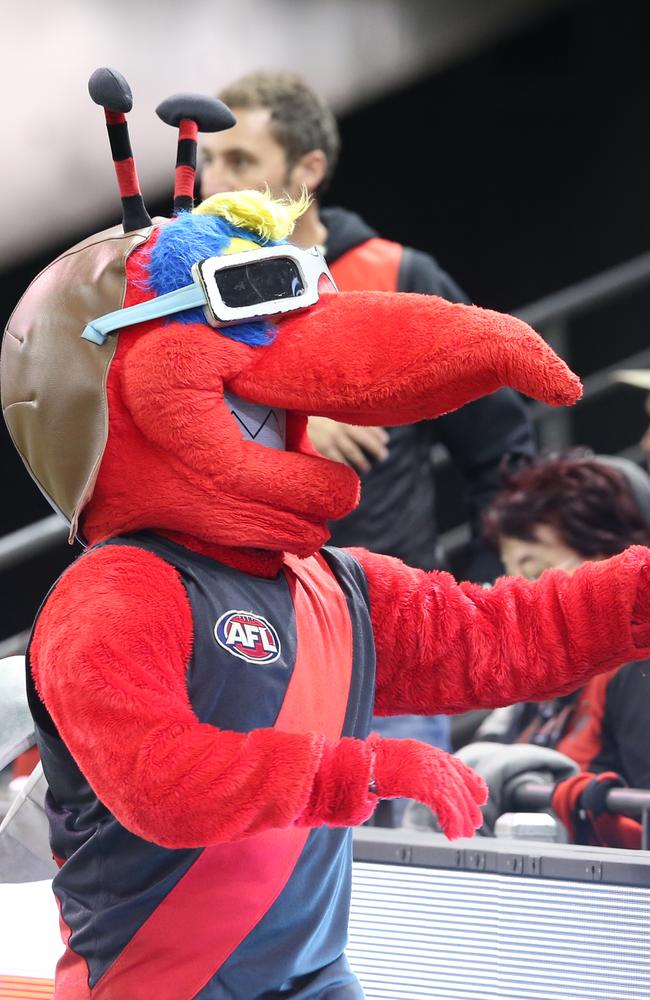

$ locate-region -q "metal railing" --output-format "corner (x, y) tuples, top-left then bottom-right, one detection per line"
(512, 780), (650, 851)
(0, 516), (69, 656)
(0, 514), (68, 573)
(517, 251), (650, 330)
(434, 249), (650, 552)
(516, 254), (650, 451)
(2, 249), (650, 650)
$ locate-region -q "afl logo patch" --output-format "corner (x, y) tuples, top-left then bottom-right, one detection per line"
(214, 610), (281, 664)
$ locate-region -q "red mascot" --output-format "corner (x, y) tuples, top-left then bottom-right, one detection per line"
(2, 69), (650, 999)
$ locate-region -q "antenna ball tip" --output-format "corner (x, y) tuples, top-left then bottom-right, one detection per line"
(88, 67), (133, 113)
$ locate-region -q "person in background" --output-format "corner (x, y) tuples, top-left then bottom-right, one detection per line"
(200, 71), (536, 821)
(405, 451), (650, 847)
(613, 368), (650, 469)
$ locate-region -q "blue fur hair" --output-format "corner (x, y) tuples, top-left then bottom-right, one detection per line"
(146, 212), (285, 346)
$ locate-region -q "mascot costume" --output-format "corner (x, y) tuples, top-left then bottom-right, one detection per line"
(2, 69), (650, 999)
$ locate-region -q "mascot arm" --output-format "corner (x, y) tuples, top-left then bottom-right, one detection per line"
(30, 545), (351, 849)
(348, 546), (650, 715)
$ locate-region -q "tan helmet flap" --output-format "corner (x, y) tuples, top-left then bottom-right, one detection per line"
(1, 224), (154, 537)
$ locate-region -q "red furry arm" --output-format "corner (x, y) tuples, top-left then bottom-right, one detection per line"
(30, 545), (331, 849)
(349, 546), (650, 715)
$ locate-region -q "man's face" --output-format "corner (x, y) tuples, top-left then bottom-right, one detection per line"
(200, 107), (299, 201)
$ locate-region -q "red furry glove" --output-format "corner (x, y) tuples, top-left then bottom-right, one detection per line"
(296, 734), (487, 839)
(369, 735), (488, 839)
(551, 771), (642, 849)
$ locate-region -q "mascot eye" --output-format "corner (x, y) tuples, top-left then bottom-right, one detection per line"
(213, 258), (305, 308)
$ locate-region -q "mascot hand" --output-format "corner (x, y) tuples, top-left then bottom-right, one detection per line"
(369, 735), (488, 839)
(296, 734), (487, 839)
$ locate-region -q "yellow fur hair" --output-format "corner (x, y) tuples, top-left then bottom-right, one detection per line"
(193, 188), (310, 243)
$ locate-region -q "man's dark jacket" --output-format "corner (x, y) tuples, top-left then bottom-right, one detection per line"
(321, 206), (536, 580)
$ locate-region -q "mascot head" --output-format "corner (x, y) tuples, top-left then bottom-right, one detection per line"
(1, 68), (581, 573)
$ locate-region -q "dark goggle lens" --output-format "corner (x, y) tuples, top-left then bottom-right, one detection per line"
(213, 258), (305, 308)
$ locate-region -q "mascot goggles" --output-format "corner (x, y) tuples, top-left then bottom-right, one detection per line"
(82, 244), (336, 345)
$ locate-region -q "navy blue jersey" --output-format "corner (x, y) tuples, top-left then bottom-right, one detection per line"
(27, 535), (376, 998)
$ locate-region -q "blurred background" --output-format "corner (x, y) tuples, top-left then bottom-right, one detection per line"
(2, 0), (650, 648)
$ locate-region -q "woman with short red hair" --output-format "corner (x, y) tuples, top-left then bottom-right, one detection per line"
(408, 451), (650, 847)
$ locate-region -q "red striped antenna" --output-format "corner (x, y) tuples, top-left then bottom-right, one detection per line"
(88, 67), (152, 232)
(156, 94), (236, 214)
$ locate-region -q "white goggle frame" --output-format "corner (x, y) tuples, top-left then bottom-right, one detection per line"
(193, 243), (336, 327)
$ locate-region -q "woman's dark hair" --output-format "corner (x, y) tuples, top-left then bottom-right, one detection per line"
(483, 451), (650, 557)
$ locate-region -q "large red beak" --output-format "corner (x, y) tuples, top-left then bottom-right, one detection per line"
(229, 291), (581, 423)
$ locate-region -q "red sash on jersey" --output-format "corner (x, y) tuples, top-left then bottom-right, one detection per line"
(330, 238), (402, 293)
(55, 552), (353, 999)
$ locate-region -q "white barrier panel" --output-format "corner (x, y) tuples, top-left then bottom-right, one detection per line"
(349, 828), (650, 999)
